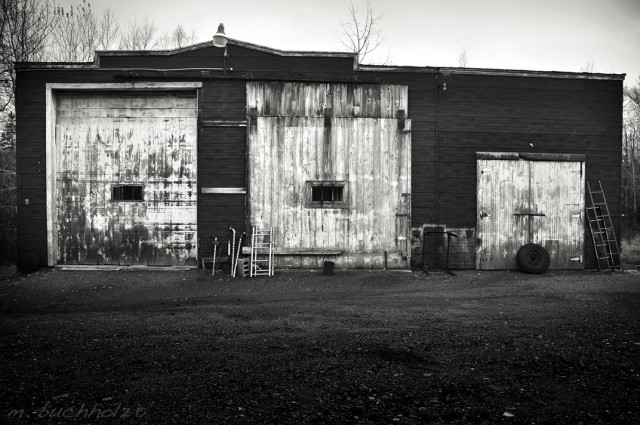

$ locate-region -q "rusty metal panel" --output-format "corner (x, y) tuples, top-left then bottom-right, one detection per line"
(55, 92), (198, 265)
(477, 157), (584, 270)
(247, 82), (411, 268)
(529, 161), (584, 269)
(477, 159), (529, 269)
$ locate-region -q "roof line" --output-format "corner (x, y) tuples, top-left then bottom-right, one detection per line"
(14, 37), (626, 81)
(94, 38), (359, 70)
(358, 64), (625, 80)
(15, 63), (626, 81)
(440, 67), (625, 81)
(96, 38), (357, 59)
(15, 62), (95, 69)
(231, 38), (357, 59)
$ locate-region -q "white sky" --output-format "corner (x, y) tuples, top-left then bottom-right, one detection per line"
(60, 0), (640, 83)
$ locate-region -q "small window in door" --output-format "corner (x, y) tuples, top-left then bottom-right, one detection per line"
(307, 181), (347, 208)
(112, 184), (144, 202)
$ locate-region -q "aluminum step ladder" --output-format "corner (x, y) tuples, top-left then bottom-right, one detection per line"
(250, 226), (274, 277)
(586, 181), (621, 271)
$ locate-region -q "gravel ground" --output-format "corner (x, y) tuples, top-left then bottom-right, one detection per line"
(1, 266), (639, 424)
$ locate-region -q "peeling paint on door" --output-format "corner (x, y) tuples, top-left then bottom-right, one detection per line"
(55, 92), (198, 265)
(247, 83), (411, 268)
(477, 156), (584, 270)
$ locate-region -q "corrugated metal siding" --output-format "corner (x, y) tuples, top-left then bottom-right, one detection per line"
(477, 158), (584, 270)
(55, 92), (198, 265)
(247, 82), (411, 268)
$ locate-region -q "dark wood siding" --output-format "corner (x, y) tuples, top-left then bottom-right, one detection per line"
(98, 44), (357, 76)
(197, 79), (247, 259)
(16, 70), (53, 264)
(433, 74), (623, 268)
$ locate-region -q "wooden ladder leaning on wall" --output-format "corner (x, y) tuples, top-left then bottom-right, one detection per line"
(586, 181), (621, 271)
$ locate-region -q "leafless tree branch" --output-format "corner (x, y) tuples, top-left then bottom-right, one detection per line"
(50, 2), (123, 61)
(622, 76), (640, 230)
(0, 0), (56, 114)
(156, 25), (197, 50)
(338, 1), (388, 65)
(119, 15), (157, 50)
(97, 8), (119, 50)
(457, 48), (469, 67)
(580, 61), (594, 73)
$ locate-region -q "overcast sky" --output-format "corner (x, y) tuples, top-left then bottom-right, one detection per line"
(62, 0), (640, 83)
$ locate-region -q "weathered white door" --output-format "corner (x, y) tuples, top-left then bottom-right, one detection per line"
(477, 158), (530, 270)
(529, 161), (584, 268)
(246, 82), (411, 269)
(55, 92), (198, 265)
(477, 155), (584, 270)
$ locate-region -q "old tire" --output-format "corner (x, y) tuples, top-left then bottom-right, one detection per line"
(516, 243), (550, 274)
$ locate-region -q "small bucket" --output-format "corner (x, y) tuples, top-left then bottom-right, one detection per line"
(322, 261), (335, 276)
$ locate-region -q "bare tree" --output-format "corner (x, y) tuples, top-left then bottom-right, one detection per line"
(51, 1), (97, 62)
(457, 48), (469, 67)
(96, 8), (120, 51)
(0, 127), (16, 260)
(119, 15), (157, 50)
(50, 2), (121, 61)
(338, 0), (387, 64)
(156, 25), (197, 50)
(0, 0), (50, 261)
(623, 77), (640, 230)
(0, 0), (56, 114)
(626, 82), (640, 108)
(580, 61), (595, 73)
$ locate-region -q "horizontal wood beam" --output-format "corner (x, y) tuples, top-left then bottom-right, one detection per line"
(241, 247), (343, 255)
(56, 265), (196, 271)
(200, 120), (247, 127)
(476, 152), (586, 162)
(47, 82), (202, 90)
(200, 187), (246, 194)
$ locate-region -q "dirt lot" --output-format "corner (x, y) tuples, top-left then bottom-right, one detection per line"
(1, 266), (639, 424)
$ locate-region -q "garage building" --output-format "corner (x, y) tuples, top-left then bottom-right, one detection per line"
(14, 38), (624, 270)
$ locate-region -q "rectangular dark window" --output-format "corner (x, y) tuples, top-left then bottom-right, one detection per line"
(112, 184), (144, 202)
(311, 185), (344, 203)
(307, 181), (347, 208)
